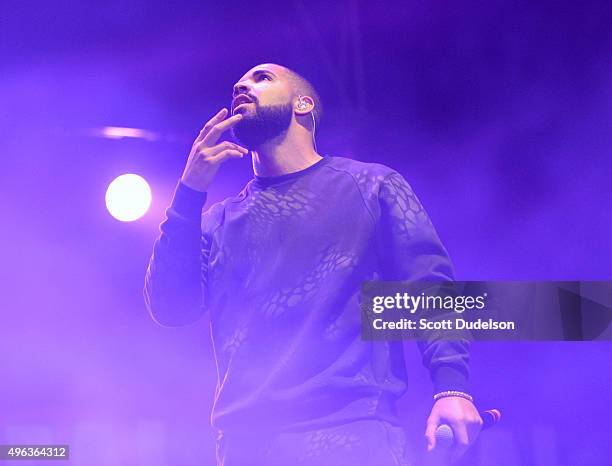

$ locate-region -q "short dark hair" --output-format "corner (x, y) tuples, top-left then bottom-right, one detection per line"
(281, 67), (323, 130)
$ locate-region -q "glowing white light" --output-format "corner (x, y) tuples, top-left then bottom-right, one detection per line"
(105, 174), (152, 222)
(99, 126), (158, 141)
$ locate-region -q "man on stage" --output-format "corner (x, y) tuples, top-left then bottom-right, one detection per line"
(144, 63), (482, 465)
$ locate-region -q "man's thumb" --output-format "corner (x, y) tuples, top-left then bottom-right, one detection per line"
(425, 420), (438, 452)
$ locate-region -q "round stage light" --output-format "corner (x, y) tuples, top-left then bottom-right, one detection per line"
(105, 174), (152, 222)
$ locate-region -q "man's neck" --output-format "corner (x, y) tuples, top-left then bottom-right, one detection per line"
(251, 133), (322, 178)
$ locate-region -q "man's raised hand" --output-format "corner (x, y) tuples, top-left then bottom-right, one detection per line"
(181, 108), (248, 192)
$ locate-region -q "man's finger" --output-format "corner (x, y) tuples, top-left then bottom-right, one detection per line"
(201, 114), (243, 146)
(424, 420), (438, 452)
(209, 149), (245, 164)
(196, 140), (248, 158)
(467, 416), (483, 446)
(195, 108), (229, 143)
(450, 422), (469, 462)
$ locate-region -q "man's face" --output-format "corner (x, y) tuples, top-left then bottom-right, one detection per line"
(230, 64), (295, 149)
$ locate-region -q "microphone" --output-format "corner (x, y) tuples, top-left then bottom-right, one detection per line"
(435, 409), (501, 448)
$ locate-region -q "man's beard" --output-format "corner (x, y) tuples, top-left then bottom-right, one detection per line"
(231, 101), (293, 149)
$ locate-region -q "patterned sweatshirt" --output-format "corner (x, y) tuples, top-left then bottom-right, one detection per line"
(144, 155), (470, 433)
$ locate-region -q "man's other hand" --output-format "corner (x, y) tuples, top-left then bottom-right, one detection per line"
(424, 396), (483, 462)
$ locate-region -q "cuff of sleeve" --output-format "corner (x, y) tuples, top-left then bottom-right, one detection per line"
(170, 181), (208, 219)
(431, 365), (470, 394)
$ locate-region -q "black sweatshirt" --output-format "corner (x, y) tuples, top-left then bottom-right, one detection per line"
(144, 155), (470, 433)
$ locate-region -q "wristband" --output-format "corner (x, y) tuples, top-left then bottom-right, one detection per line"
(433, 390), (474, 403)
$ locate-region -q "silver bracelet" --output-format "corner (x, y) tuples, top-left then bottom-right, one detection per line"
(433, 390), (474, 403)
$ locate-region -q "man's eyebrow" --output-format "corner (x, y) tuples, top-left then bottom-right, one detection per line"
(252, 69), (276, 78)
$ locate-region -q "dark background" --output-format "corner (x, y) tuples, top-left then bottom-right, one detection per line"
(1, 1), (611, 464)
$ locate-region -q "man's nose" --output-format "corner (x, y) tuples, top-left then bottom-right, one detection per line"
(233, 82), (250, 97)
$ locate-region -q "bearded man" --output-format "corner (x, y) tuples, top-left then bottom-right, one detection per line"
(144, 63), (482, 465)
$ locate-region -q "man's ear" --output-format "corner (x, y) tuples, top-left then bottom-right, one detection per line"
(295, 95), (315, 115)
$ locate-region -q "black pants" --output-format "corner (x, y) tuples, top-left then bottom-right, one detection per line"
(216, 419), (410, 466)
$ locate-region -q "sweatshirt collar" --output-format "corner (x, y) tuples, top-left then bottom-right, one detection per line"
(253, 156), (330, 188)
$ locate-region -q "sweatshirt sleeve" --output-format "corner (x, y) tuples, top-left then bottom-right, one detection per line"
(143, 181), (210, 327)
(376, 172), (471, 394)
